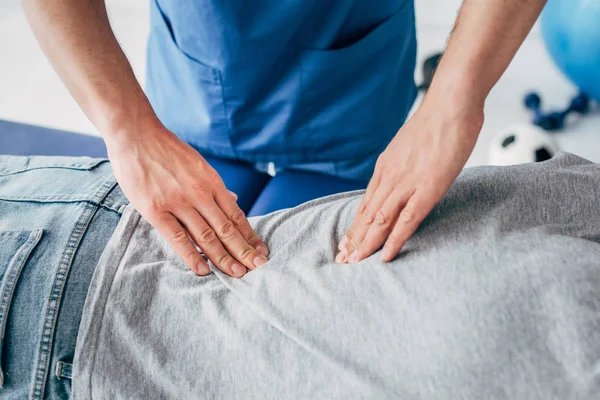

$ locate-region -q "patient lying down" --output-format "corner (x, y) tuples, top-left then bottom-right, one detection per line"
(5, 153), (600, 399)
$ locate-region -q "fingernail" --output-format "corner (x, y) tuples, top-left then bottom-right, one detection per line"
(231, 263), (246, 277)
(256, 244), (269, 256)
(338, 236), (348, 251)
(197, 263), (210, 275)
(348, 250), (358, 263)
(335, 249), (346, 264)
(380, 248), (391, 262)
(254, 255), (268, 268)
(340, 248), (349, 263)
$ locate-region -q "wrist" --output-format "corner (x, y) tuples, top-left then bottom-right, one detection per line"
(425, 69), (486, 113)
(88, 81), (161, 145)
(101, 107), (164, 151)
(416, 76), (485, 139)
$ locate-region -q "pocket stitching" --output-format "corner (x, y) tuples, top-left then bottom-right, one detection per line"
(0, 159), (108, 177)
(0, 229), (44, 328)
(152, 0), (221, 84)
(299, 0), (410, 57)
(0, 228), (44, 389)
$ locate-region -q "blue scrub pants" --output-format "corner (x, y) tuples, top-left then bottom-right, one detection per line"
(0, 120), (367, 216)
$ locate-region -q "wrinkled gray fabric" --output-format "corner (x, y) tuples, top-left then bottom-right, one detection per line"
(73, 153), (600, 400)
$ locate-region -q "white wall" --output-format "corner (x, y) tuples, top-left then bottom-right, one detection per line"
(0, 0), (149, 135)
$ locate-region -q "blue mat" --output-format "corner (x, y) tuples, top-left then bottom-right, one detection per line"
(0, 119), (108, 157)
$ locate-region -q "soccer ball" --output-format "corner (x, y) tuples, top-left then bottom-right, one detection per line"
(488, 123), (558, 166)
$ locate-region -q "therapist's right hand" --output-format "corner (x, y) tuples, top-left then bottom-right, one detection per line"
(106, 121), (269, 278)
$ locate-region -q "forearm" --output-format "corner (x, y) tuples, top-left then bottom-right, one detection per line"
(428, 0), (547, 108)
(22, 0), (159, 144)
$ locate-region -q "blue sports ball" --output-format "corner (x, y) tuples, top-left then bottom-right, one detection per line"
(541, 0), (600, 102)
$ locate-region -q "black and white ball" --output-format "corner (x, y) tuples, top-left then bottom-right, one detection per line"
(488, 123), (558, 166)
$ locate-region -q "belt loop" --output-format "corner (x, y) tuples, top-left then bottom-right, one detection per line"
(55, 361), (73, 380)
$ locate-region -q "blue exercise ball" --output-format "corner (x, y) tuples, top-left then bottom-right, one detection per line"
(541, 0), (600, 102)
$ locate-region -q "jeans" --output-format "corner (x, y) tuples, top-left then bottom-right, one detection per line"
(0, 155), (128, 399)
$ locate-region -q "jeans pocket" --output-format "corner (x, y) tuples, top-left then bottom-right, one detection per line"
(0, 229), (44, 388)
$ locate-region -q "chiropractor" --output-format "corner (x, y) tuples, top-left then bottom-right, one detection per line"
(23, 0), (547, 277)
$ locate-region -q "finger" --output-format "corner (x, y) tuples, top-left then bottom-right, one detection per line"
(337, 172), (381, 259)
(380, 191), (433, 262)
(335, 174), (380, 264)
(215, 188), (269, 257)
(354, 188), (413, 262)
(197, 198), (268, 270)
(228, 190), (238, 201)
(343, 179), (393, 263)
(152, 212), (210, 276)
(176, 207), (247, 278)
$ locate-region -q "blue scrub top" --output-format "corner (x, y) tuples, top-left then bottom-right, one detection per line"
(146, 0), (417, 181)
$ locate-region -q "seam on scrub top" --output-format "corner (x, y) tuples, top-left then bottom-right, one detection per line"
(217, 70), (238, 155)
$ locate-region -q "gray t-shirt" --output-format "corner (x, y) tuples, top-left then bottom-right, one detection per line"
(73, 153), (600, 399)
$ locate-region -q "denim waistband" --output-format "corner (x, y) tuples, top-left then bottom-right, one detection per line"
(0, 156), (124, 206)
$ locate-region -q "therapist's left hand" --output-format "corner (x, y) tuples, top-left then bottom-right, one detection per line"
(336, 94), (484, 264)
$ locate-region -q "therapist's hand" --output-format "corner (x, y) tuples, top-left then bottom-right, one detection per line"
(332, 0), (546, 265)
(106, 121), (269, 277)
(336, 94), (483, 264)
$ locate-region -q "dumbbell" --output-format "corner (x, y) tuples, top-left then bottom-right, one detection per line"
(524, 92), (590, 131)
